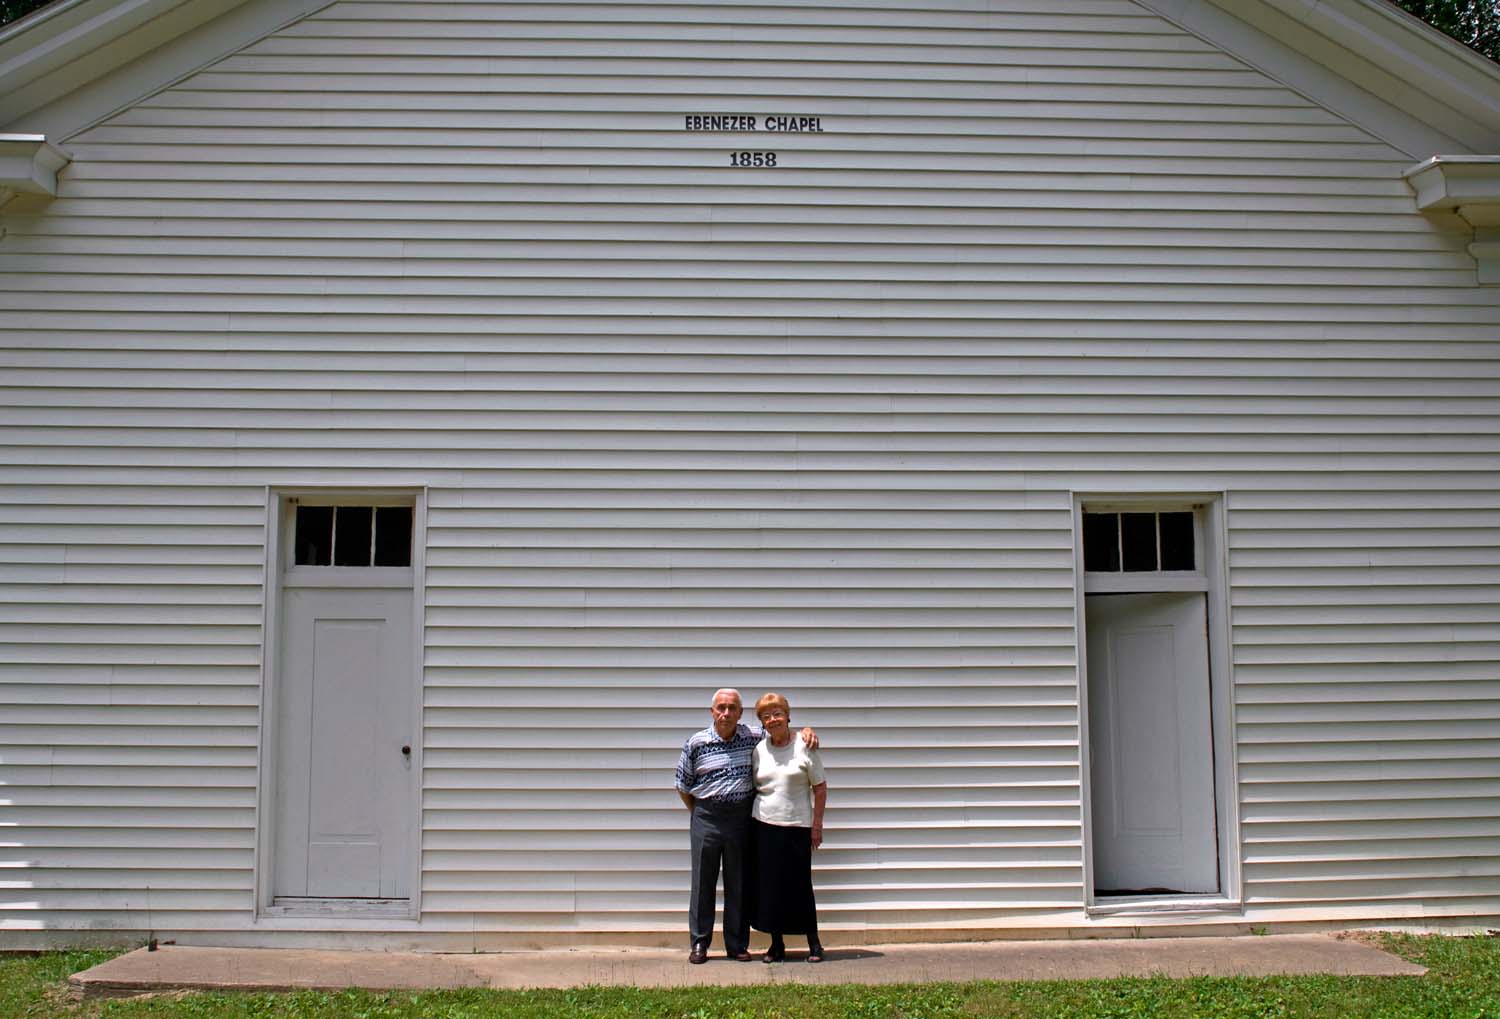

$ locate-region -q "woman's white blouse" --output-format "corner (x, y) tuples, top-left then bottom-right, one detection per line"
(751, 734), (826, 828)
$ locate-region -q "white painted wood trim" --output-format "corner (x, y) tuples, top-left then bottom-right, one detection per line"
(1204, 497), (1243, 908)
(1, 0), (336, 140)
(252, 487), (280, 919)
(1405, 157), (1500, 284)
(405, 489), (428, 923)
(0, 0), (191, 75)
(1406, 157), (1500, 219)
(1073, 492), (1243, 913)
(1136, 0), (1483, 157)
(1084, 574), (1210, 594)
(0, 0), (250, 128)
(1256, 0), (1500, 132)
(1072, 502), (1096, 910)
(0, 133), (69, 196)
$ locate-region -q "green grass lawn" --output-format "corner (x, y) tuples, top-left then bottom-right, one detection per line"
(2, 934), (1496, 1019)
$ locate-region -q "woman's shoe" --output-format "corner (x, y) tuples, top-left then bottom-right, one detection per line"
(806, 939), (824, 963)
(762, 940), (786, 963)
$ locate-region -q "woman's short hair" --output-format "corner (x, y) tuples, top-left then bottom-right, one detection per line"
(755, 692), (790, 719)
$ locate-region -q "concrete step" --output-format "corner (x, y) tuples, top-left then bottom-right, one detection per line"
(68, 933), (1425, 999)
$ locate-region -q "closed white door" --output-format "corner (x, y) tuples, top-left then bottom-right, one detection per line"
(273, 586), (415, 899)
(1087, 592), (1218, 895)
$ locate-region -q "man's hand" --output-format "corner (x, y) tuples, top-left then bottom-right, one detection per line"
(678, 790), (695, 811)
(799, 726), (819, 751)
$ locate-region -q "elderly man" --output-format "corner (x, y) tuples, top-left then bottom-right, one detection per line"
(674, 688), (818, 964)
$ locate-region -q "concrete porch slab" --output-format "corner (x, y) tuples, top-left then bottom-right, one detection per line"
(68, 932), (1424, 999)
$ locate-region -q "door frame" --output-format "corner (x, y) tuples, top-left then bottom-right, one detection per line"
(253, 486), (428, 922)
(1070, 492), (1242, 914)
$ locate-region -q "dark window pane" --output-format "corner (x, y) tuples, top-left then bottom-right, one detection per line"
(1121, 512), (1158, 572)
(1159, 512), (1196, 571)
(294, 505), (333, 566)
(374, 507), (413, 567)
(333, 506), (373, 567)
(1082, 513), (1120, 572)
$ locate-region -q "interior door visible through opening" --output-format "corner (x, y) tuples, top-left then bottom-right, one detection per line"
(1086, 591), (1218, 896)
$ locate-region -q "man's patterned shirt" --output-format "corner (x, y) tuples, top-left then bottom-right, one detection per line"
(674, 723), (765, 805)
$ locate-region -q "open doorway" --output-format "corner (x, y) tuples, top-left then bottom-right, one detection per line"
(1075, 500), (1239, 906)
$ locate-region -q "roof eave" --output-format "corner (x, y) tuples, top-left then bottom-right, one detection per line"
(1254, 0), (1500, 145)
(1139, 0), (1500, 157)
(0, 0), (253, 134)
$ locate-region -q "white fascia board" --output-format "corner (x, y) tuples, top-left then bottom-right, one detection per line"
(0, 0), (184, 80)
(1137, 0), (1496, 158)
(0, 0), (205, 121)
(0, 0), (250, 133)
(0, 133), (71, 196)
(1, 0), (332, 140)
(1255, 0), (1500, 150)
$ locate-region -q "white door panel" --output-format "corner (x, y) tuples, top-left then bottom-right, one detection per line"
(1087, 592), (1218, 895)
(273, 587), (414, 900)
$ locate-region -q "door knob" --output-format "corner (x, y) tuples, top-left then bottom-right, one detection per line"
(401, 745), (411, 757)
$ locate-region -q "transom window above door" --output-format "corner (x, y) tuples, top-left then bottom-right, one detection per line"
(293, 504), (412, 568)
(1078, 503), (1209, 595)
(1083, 510), (1194, 573)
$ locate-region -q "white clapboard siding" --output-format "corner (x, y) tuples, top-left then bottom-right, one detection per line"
(1, 0), (1498, 943)
(1230, 490), (1500, 918)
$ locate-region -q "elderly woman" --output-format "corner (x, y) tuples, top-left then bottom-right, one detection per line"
(748, 692), (828, 963)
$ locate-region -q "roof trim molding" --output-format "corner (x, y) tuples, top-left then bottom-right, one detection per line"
(0, 0), (241, 128)
(1, 0), (333, 139)
(1258, 0), (1500, 126)
(1405, 156), (1500, 283)
(0, 133), (70, 198)
(1406, 156), (1500, 217)
(1136, 0), (1500, 157)
(2, 0), (1499, 151)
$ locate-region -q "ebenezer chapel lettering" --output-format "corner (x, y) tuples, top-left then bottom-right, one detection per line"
(683, 115), (824, 132)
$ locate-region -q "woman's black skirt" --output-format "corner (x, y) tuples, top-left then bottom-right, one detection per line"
(748, 818), (818, 935)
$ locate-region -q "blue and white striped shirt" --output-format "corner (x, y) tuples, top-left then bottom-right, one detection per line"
(674, 723), (765, 805)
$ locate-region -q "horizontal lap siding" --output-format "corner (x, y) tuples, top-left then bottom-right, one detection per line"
(0, 487), (264, 930)
(1230, 491), (1500, 916)
(421, 481), (1083, 928)
(1, 0), (1497, 938)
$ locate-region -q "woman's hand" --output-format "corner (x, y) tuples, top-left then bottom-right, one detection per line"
(811, 824), (823, 850)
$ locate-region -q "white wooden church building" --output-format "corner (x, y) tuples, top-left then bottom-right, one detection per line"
(2, 0), (1498, 949)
